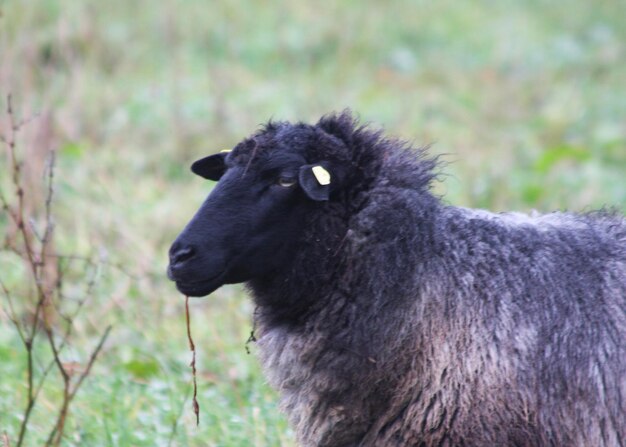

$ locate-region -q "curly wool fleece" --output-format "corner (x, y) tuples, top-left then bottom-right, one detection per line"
(241, 113), (626, 447)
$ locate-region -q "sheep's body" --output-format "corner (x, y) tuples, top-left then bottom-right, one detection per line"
(170, 113), (626, 446)
(248, 121), (626, 446)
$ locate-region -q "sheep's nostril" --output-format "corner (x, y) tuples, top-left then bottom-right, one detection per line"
(170, 246), (196, 266)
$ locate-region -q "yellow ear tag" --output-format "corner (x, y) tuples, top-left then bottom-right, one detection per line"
(312, 165), (331, 186)
(220, 149), (232, 153)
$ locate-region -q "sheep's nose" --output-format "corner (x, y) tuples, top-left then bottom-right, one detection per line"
(169, 243), (196, 266)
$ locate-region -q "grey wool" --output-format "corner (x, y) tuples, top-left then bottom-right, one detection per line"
(169, 112), (626, 446)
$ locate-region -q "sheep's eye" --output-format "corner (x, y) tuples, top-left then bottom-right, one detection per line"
(277, 177), (297, 188)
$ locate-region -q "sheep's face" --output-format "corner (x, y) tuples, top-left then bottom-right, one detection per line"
(167, 124), (347, 297)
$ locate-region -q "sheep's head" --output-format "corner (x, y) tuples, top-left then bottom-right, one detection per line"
(167, 117), (352, 297)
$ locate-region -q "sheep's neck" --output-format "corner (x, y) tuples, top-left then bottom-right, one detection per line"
(249, 208), (350, 327)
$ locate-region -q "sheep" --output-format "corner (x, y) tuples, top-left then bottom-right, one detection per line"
(167, 111), (626, 447)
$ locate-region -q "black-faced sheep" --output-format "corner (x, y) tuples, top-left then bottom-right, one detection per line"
(168, 112), (626, 447)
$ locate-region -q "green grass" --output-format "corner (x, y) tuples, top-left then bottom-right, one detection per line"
(0, 0), (625, 445)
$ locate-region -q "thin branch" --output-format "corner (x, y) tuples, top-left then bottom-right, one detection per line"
(15, 342), (35, 447)
(2, 94), (46, 447)
(0, 188), (9, 210)
(33, 261), (99, 402)
(40, 149), (56, 253)
(46, 329), (69, 382)
(72, 326), (112, 400)
(27, 218), (45, 244)
(5, 95), (39, 133)
(45, 325), (112, 446)
(0, 277), (26, 344)
(0, 246), (138, 280)
(3, 94), (114, 447)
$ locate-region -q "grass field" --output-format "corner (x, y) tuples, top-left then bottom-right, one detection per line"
(1, 1), (625, 445)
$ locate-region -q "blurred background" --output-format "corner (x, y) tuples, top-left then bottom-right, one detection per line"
(0, 0), (624, 445)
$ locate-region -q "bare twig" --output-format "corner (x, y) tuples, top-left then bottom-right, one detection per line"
(30, 261), (99, 403)
(0, 278), (26, 344)
(185, 296), (200, 425)
(1, 95), (52, 447)
(5, 95), (40, 132)
(45, 325), (112, 446)
(40, 149), (56, 253)
(0, 245), (138, 280)
(1, 94), (113, 447)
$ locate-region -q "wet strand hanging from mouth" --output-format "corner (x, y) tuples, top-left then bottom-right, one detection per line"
(185, 296), (200, 426)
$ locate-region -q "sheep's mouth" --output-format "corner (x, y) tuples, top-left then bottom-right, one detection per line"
(174, 272), (225, 297)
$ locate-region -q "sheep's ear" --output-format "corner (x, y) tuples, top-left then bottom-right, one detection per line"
(299, 164), (332, 201)
(190, 151), (230, 181)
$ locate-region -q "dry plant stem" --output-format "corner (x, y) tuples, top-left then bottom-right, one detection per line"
(1, 95), (47, 447)
(1, 247), (137, 281)
(185, 296), (200, 426)
(1, 95), (111, 447)
(39, 265), (104, 445)
(45, 325), (112, 446)
(23, 262), (99, 416)
(0, 278), (25, 343)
